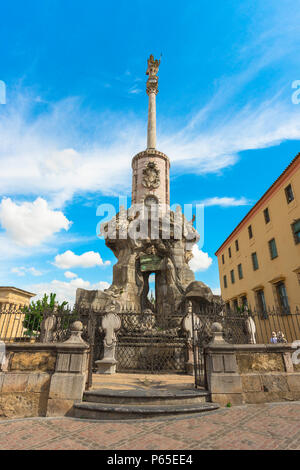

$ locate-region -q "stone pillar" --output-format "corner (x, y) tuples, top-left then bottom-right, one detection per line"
(47, 321), (89, 417)
(147, 91), (156, 149)
(205, 323), (244, 406)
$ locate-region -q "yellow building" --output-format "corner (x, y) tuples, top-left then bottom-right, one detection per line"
(0, 286), (35, 308)
(215, 153), (300, 314)
(0, 287), (36, 341)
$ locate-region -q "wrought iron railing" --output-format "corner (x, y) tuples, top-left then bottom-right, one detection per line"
(191, 305), (300, 388)
(0, 305), (78, 343)
(223, 307), (300, 345)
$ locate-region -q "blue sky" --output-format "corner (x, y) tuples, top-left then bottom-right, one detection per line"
(1, 0), (300, 305)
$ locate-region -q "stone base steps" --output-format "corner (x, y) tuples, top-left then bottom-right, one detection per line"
(83, 388), (210, 405)
(73, 388), (219, 420)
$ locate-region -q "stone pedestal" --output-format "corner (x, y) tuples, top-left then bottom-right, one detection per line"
(47, 321), (89, 416)
(186, 344), (194, 376)
(95, 356), (117, 374)
(205, 323), (244, 406)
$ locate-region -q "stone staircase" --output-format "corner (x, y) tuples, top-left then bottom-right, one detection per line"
(73, 388), (219, 420)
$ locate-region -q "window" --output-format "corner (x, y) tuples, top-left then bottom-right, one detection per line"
(238, 263), (243, 279)
(235, 239), (239, 251)
(291, 219), (300, 244)
(251, 252), (259, 271)
(248, 225), (253, 239)
(241, 296), (248, 310)
(225, 302), (230, 313)
(285, 184), (294, 204)
(256, 289), (267, 316)
(268, 238), (278, 259)
(276, 282), (290, 314)
(230, 269), (235, 284)
(222, 254), (225, 264)
(223, 275), (227, 288)
(233, 299), (238, 312)
(264, 207), (270, 224)
(228, 247), (232, 258)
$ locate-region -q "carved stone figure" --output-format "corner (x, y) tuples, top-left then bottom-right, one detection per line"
(146, 54), (160, 77)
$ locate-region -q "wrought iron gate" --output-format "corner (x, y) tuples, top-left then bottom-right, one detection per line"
(79, 309), (189, 381)
(115, 311), (187, 374)
(191, 307), (251, 388)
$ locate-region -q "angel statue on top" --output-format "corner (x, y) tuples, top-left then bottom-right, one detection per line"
(146, 54), (161, 77)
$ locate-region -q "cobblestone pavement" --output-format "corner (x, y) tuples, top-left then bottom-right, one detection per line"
(0, 402), (299, 450)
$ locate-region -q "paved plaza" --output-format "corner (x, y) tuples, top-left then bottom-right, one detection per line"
(0, 402), (299, 450)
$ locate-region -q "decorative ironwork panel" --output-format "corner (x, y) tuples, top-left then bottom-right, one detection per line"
(115, 312), (188, 374)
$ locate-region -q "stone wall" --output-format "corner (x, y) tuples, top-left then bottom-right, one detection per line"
(205, 339), (300, 406)
(0, 339), (89, 419)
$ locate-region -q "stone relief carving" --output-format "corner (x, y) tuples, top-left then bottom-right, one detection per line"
(142, 161), (160, 190)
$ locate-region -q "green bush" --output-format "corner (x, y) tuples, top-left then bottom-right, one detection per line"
(22, 293), (68, 337)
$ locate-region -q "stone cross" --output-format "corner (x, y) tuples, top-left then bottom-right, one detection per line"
(182, 301), (201, 375)
(40, 313), (57, 343)
(182, 301), (201, 340)
(95, 312), (121, 374)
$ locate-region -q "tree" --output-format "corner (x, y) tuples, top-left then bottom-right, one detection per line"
(22, 293), (69, 337)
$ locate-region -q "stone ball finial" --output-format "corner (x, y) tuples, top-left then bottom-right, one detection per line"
(64, 320), (87, 345)
(71, 320), (83, 332)
(212, 322), (223, 333)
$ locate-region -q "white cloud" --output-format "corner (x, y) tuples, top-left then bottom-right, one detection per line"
(27, 278), (110, 306)
(64, 271), (78, 279)
(212, 287), (221, 296)
(199, 197), (252, 207)
(0, 197), (71, 246)
(1, 5), (300, 210)
(54, 250), (110, 269)
(11, 266), (42, 277)
(1, 83), (300, 209)
(189, 245), (213, 272)
(129, 86), (142, 94)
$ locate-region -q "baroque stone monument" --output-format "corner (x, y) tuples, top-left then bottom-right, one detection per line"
(76, 55), (219, 315)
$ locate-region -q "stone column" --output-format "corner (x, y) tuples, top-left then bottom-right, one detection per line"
(147, 90), (157, 149)
(146, 55), (160, 150)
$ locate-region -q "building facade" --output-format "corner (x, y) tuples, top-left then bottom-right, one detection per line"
(0, 286), (35, 308)
(215, 153), (300, 313)
(0, 287), (36, 341)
